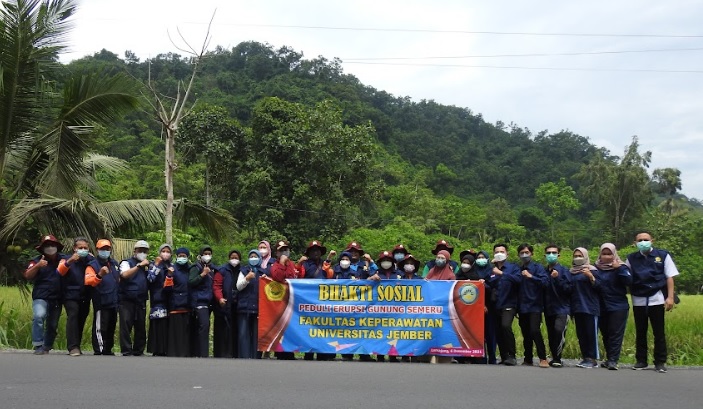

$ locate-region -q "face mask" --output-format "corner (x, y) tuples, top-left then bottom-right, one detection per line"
(339, 260), (351, 269)
(229, 259), (240, 267)
(160, 252), (171, 261)
(520, 254), (532, 263)
(380, 261), (393, 270)
(545, 254), (559, 264)
(176, 257), (188, 265)
(572, 257), (586, 266)
(76, 249), (90, 258)
(249, 257), (260, 266)
(435, 258), (447, 268)
(44, 246), (58, 256)
(98, 250), (111, 260)
(280, 250), (290, 258)
(475, 258), (488, 267)
(201, 255), (212, 264)
(403, 264), (415, 273)
(461, 263), (471, 271)
(637, 240), (652, 253)
(494, 253), (507, 262)
(394, 253), (405, 262)
(259, 248), (269, 257)
(135, 252), (147, 261)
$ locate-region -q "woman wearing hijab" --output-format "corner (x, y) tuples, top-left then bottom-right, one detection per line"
(164, 247), (192, 357)
(146, 243), (173, 357)
(257, 240), (273, 274)
(569, 247), (600, 368)
(595, 243), (632, 370)
(425, 249), (455, 363)
(213, 250), (241, 358)
(237, 249), (268, 359)
(475, 250), (499, 365)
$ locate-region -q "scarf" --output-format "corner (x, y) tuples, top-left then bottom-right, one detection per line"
(594, 242), (622, 271)
(427, 250), (456, 280)
(570, 247), (596, 274)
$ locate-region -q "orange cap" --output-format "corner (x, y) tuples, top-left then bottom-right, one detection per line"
(96, 239), (112, 249)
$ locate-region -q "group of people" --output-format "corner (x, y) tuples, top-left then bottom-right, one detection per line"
(24, 231), (677, 372)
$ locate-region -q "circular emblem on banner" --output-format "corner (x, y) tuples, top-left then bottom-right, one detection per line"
(458, 283), (479, 305)
(265, 281), (286, 302)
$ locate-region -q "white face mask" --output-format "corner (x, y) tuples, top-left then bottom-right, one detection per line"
(259, 248), (269, 257)
(461, 263), (472, 271)
(135, 252), (147, 261)
(201, 255), (212, 264)
(572, 257), (586, 266)
(494, 253), (507, 262)
(380, 261), (393, 270)
(229, 259), (240, 267)
(339, 260), (351, 269)
(43, 246), (58, 256)
(403, 264), (415, 273)
(160, 252), (171, 261)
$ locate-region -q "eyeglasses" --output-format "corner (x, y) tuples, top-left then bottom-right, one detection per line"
(636, 239), (651, 242)
(546, 251), (558, 255)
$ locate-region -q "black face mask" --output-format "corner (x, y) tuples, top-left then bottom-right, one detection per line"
(520, 255), (532, 265)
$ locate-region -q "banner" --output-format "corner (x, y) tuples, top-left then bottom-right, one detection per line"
(258, 278), (484, 357)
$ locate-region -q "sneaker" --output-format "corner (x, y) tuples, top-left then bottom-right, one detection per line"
(503, 357), (517, 366)
(600, 361), (608, 368)
(632, 362), (648, 370)
(69, 348), (81, 357)
(522, 359), (534, 366)
(607, 361), (619, 371)
(655, 364), (667, 373)
(33, 347), (47, 355)
(549, 359), (563, 368)
(577, 359), (595, 368)
(538, 359), (549, 368)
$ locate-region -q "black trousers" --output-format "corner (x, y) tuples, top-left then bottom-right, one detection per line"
(498, 308), (517, 361)
(545, 314), (568, 362)
(64, 298), (91, 352)
(519, 312), (546, 361)
(213, 312), (236, 358)
(485, 307), (498, 364)
(633, 305), (667, 365)
(191, 307), (211, 358)
(92, 308), (117, 355)
(599, 309), (628, 363)
(574, 313), (599, 360)
(119, 299), (147, 355)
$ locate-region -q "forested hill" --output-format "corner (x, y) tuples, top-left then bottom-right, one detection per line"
(67, 41), (600, 203)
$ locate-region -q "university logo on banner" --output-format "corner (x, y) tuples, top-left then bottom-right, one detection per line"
(258, 278), (484, 357)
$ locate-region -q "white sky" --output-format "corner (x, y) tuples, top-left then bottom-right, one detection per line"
(63, 0), (703, 199)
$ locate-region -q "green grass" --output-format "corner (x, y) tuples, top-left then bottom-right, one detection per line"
(1, 286), (702, 364)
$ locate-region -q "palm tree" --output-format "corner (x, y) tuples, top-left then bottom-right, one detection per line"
(0, 0), (234, 281)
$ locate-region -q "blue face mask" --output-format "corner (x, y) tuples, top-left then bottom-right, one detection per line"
(98, 250), (111, 260)
(76, 249), (90, 258)
(545, 254), (559, 264)
(475, 258), (488, 267)
(637, 240), (652, 253)
(176, 257), (188, 265)
(249, 257), (261, 266)
(435, 258), (447, 267)
(393, 253), (405, 262)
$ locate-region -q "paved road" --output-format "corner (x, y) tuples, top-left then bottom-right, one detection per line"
(1, 350), (701, 409)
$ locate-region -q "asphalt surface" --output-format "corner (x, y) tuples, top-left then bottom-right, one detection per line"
(2, 350), (702, 409)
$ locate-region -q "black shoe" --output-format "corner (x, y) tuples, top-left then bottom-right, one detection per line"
(521, 359), (534, 366)
(632, 362), (648, 370)
(503, 357), (517, 366)
(600, 361), (608, 368)
(549, 359), (563, 368)
(655, 364), (667, 373)
(607, 361), (619, 371)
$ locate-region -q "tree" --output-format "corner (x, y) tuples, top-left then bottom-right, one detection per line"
(576, 136), (653, 245)
(535, 178), (580, 240)
(652, 167), (683, 216)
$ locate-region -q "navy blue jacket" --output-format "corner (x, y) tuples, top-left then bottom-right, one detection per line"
(147, 261), (171, 308)
(569, 269), (600, 315)
(165, 262), (191, 311)
(347, 259), (377, 279)
(333, 265), (357, 279)
(544, 263), (572, 316)
(627, 249), (670, 297)
(597, 265), (632, 312)
(237, 264), (266, 313)
(492, 262), (521, 310)
(375, 269), (401, 279)
(300, 259), (330, 279)
(214, 263), (239, 315)
(61, 255), (94, 302)
(89, 257), (120, 310)
(119, 257), (149, 302)
(189, 261), (214, 308)
(401, 272), (423, 280)
(473, 252), (496, 306)
(516, 261), (549, 314)
(28, 254), (66, 301)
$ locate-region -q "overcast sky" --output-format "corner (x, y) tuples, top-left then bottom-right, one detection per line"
(63, 0), (703, 199)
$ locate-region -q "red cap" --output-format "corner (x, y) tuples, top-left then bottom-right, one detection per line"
(376, 250), (393, 263)
(35, 234), (63, 252)
(431, 239), (454, 255)
(392, 244), (408, 254)
(398, 254), (421, 271)
(304, 240), (327, 256)
(345, 241), (363, 252)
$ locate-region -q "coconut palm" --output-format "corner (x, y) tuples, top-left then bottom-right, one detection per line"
(0, 0), (234, 282)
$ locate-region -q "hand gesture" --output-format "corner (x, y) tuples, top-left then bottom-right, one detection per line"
(139, 258), (150, 267)
(219, 298), (227, 307)
(328, 250), (337, 259)
(279, 254), (289, 264)
(37, 256), (48, 268)
(69, 252), (81, 262)
(369, 274), (380, 281)
(246, 271), (256, 281)
(612, 259), (621, 269)
(521, 269), (532, 279)
(298, 255), (308, 264)
(155, 256), (162, 266)
(167, 267), (174, 276)
(492, 267), (502, 275)
(99, 266), (109, 277)
(202, 265), (211, 276)
(363, 253), (373, 262)
(550, 270), (559, 278)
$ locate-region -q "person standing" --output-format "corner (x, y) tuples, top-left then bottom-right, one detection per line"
(595, 243), (631, 370)
(370, 250), (402, 362)
(515, 244), (549, 368)
(343, 241), (377, 280)
(474, 250), (498, 365)
(189, 245), (216, 358)
(164, 247), (192, 357)
(543, 244), (571, 368)
(626, 231), (679, 373)
(213, 250), (241, 358)
(57, 237), (93, 356)
(488, 244), (521, 366)
(422, 239), (458, 277)
(237, 249), (267, 359)
(118, 240), (151, 356)
(24, 235), (67, 355)
(85, 239), (120, 355)
(146, 244), (173, 357)
(570, 247), (600, 368)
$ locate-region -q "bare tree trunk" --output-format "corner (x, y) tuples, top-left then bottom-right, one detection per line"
(205, 163), (211, 207)
(165, 128), (176, 245)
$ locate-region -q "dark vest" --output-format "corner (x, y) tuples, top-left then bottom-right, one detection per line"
(190, 261), (214, 307)
(119, 257), (149, 302)
(61, 255), (94, 302)
(148, 261), (171, 308)
(89, 257), (120, 310)
(237, 265), (264, 313)
(30, 254), (66, 301)
(214, 263), (238, 315)
(168, 263), (191, 311)
(628, 249), (669, 297)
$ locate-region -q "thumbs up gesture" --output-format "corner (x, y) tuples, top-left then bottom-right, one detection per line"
(37, 256), (48, 268)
